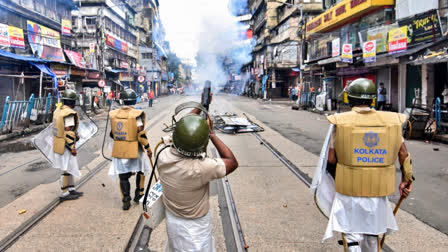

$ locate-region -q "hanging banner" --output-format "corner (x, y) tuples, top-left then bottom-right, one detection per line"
(363, 40), (376, 63)
(332, 38), (340, 57)
(341, 44), (353, 63)
(119, 72), (133, 82)
(398, 9), (442, 46)
(388, 26), (407, 55)
(0, 24), (10, 47)
(367, 25), (393, 53)
(27, 20), (64, 61)
(61, 19), (71, 36)
(27, 20), (61, 48)
(8, 26), (25, 49)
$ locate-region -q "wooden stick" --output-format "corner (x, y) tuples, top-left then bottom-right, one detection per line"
(380, 180), (413, 248)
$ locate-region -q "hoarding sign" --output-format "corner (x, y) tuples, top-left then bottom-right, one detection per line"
(398, 9), (442, 46)
(61, 19), (71, 36)
(8, 26), (25, 49)
(388, 26), (407, 55)
(362, 40), (376, 63)
(27, 20), (64, 61)
(332, 38), (340, 57)
(367, 25), (392, 53)
(341, 43), (353, 63)
(0, 24), (10, 47)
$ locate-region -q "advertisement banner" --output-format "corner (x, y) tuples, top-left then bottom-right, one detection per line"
(8, 26), (25, 49)
(106, 33), (128, 53)
(51, 63), (68, 77)
(362, 40), (376, 63)
(61, 19), (71, 36)
(0, 24), (10, 47)
(367, 25), (393, 53)
(27, 20), (64, 61)
(89, 43), (95, 53)
(332, 38), (340, 57)
(341, 43), (353, 63)
(388, 26), (407, 55)
(64, 50), (86, 68)
(398, 9), (442, 46)
(27, 20), (61, 48)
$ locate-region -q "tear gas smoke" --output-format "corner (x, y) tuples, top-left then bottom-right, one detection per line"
(195, 0), (253, 92)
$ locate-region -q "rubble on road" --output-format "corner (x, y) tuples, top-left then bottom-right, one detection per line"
(213, 113), (264, 134)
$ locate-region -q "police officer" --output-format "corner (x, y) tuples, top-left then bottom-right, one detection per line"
(156, 97), (238, 251)
(52, 89), (83, 201)
(108, 88), (152, 210)
(323, 78), (414, 252)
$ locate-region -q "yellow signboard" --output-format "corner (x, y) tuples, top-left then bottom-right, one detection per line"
(306, 0), (395, 35)
(27, 20), (61, 48)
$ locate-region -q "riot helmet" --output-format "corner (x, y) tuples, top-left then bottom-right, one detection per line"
(171, 101), (210, 157)
(346, 78), (376, 107)
(121, 88), (137, 105)
(62, 89), (77, 107)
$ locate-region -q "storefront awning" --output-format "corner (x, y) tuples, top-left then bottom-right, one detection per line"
(0, 49), (50, 63)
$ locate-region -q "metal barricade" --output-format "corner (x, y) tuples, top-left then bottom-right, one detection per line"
(0, 94), (56, 134)
(0, 95), (34, 133)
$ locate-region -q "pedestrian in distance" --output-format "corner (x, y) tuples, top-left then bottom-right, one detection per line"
(51, 89), (84, 201)
(108, 88), (152, 210)
(148, 89), (154, 107)
(324, 78), (414, 252)
(377, 82), (387, 111)
(156, 92), (238, 251)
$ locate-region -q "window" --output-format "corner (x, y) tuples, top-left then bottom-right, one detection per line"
(86, 17), (97, 26)
(142, 52), (153, 59)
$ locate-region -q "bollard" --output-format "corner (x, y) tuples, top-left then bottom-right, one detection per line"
(0, 96), (10, 132)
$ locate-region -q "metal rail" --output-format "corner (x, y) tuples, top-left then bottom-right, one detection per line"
(0, 160), (110, 252)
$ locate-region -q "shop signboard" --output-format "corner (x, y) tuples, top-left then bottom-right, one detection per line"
(341, 44), (353, 63)
(0, 24), (10, 47)
(362, 40), (376, 63)
(27, 20), (64, 62)
(69, 66), (86, 77)
(89, 43), (95, 53)
(106, 33), (128, 53)
(61, 19), (71, 36)
(51, 64), (68, 77)
(64, 50), (86, 68)
(388, 26), (407, 55)
(120, 61), (129, 69)
(332, 38), (340, 57)
(87, 71), (100, 79)
(119, 72), (133, 82)
(8, 26), (25, 49)
(397, 9), (442, 46)
(367, 25), (393, 53)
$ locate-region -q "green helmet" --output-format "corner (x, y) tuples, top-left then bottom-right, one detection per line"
(173, 114), (210, 157)
(121, 88), (137, 102)
(346, 78), (376, 99)
(62, 89), (77, 100)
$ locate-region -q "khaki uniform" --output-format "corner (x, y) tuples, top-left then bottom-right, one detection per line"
(108, 106), (151, 205)
(52, 105), (80, 195)
(324, 107), (408, 252)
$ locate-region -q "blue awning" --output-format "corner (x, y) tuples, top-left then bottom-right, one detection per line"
(0, 49), (50, 63)
(30, 63), (58, 95)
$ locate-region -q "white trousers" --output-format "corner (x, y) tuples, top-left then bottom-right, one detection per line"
(344, 233), (379, 252)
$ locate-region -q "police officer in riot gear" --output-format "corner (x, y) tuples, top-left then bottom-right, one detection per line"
(108, 88), (152, 210)
(52, 89), (83, 201)
(156, 95), (238, 251)
(324, 78), (414, 252)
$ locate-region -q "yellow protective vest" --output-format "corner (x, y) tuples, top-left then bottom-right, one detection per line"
(110, 107), (146, 159)
(52, 106), (79, 154)
(327, 108), (406, 197)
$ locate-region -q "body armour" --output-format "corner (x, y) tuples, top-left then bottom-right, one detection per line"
(53, 106), (79, 154)
(110, 107), (146, 159)
(327, 108), (406, 197)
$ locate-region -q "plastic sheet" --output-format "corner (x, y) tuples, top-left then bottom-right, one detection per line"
(33, 106), (98, 165)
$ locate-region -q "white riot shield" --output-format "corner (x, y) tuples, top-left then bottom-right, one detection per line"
(32, 106), (98, 164)
(101, 101), (122, 161)
(140, 180), (165, 228)
(311, 124), (336, 218)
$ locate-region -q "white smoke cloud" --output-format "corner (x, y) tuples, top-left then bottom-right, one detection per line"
(195, 0), (253, 91)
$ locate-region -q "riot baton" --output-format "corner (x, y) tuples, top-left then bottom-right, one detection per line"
(380, 180), (414, 248)
(148, 155), (158, 181)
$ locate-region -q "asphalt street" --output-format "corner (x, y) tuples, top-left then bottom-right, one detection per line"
(228, 95), (448, 235)
(0, 95), (180, 208)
